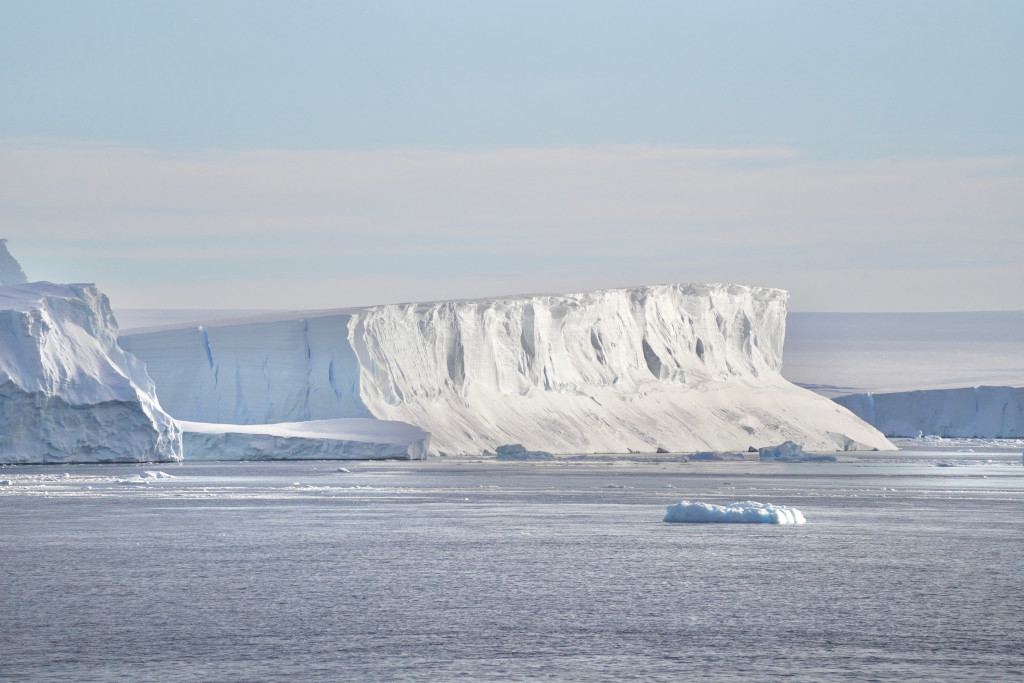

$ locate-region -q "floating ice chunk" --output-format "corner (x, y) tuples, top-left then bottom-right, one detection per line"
(759, 441), (805, 460)
(495, 444), (555, 461)
(140, 471), (174, 479)
(758, 441), (836, 462)
(664, 500), (806, 524)
(690, 451), (725, 461)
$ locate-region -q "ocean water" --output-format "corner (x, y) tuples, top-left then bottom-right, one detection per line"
(2, 450), (1023, 682)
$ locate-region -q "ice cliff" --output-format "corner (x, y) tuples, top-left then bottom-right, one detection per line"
(0, 244), (181, 463)
(122, 283), (893, 455)
(835, 386), (1023, 438)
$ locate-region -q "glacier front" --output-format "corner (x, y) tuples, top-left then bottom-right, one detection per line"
(121, 283), (894, 455)
(0, 247), (181, 463)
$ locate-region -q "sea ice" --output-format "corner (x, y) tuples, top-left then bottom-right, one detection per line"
(664, 501), (806, 524)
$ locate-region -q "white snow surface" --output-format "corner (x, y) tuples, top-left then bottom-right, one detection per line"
(664, 501), (807, 524)
(121, 283), (893, 455)
(0, 275), (181, 463)
(180, 418), (430, 460)
(835, 386), (1023, 438)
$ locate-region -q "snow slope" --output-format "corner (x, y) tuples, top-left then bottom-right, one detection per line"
(835, 386), (1023, 438)
(0, 245), (181, 463)
(181, 418), (430, 460)
(122, 284), (892, 455)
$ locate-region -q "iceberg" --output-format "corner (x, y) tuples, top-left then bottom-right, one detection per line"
(180, 418), (430, 460)
(494, 444), (555, 461)
(835, 386), (1023, 438)
(664, 500), (806, 524)
(120, 283), (893, 455)
(758, 441), (836, 462)
(0, 243), (181, 463)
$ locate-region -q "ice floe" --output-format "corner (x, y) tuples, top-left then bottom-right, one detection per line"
(664, 500), (806, 524)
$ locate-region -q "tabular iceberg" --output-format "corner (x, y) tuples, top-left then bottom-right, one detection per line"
(0, 243), (181, 463)
(122, 283), (893, 455)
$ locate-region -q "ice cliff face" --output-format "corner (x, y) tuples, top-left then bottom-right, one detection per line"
(122, 283), (893, 454)
(836, 386), (1023, 438)
(0, 260), (181, 463)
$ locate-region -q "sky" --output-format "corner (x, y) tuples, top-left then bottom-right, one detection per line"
(2, 0), (1022, 312)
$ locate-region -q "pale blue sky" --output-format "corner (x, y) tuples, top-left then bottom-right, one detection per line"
(2, 1), (1022, 311)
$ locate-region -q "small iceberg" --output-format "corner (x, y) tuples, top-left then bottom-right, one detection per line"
(494, 444), (555, 461)
(664, 500), (806, 525)
(758, 441), (836, 462)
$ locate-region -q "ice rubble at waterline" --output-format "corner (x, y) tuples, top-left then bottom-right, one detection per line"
(122, 283), (894, 456)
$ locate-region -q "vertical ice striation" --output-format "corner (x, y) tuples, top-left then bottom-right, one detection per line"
(122, 283), (893, 454)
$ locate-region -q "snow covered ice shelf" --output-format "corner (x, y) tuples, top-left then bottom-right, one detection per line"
(121, 283), (893, 455)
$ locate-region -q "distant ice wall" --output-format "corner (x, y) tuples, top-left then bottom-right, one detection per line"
(122, 283), (893, 454)
(835, 386), (1024, 438)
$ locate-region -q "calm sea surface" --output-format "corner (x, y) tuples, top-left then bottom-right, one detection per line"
(2, 449), (1023, 682)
